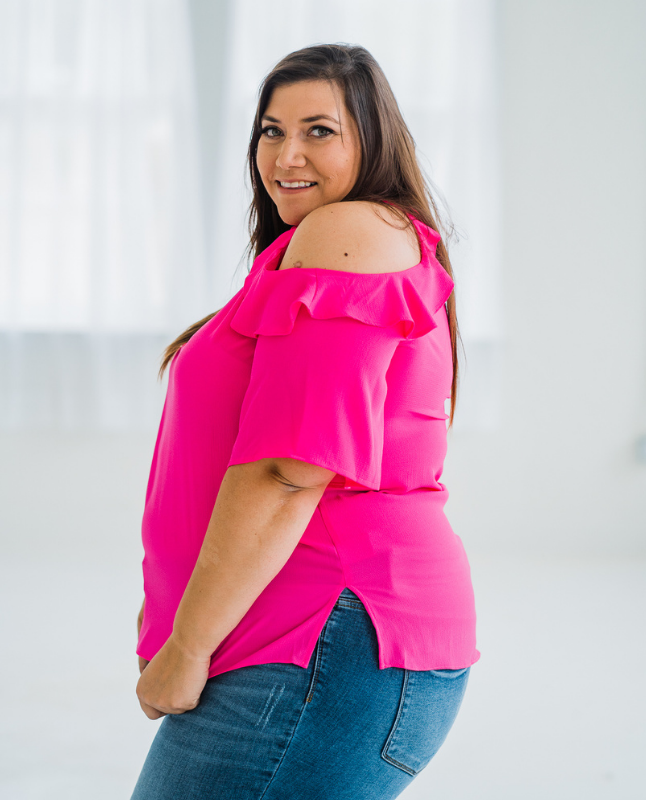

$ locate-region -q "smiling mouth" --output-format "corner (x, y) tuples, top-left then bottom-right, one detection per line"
(276, 180), (317, 191)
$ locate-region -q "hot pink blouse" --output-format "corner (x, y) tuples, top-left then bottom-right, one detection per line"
(136, 212), (480, 678)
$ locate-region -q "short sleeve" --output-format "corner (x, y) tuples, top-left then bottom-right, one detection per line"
(227, 306), (401, 489)
(226, 249), (454, 490)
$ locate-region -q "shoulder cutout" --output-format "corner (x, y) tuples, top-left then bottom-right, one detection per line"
(278, 201), (423, 274)
(230, 209), (454, 341)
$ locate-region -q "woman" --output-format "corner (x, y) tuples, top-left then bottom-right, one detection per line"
(131, 43), (480, 800)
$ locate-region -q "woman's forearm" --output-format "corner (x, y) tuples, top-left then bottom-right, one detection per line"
(170, 458), (331, 660)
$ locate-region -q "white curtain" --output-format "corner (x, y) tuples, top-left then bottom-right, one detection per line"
(0, 0), (501, 431)
(0, 0), (207, 429)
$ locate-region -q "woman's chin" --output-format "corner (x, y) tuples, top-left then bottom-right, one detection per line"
(275, 202), (314, 227)
(278, 195), (339, 224)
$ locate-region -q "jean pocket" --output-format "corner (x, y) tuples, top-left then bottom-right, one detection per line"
(381, 667), (470, 776)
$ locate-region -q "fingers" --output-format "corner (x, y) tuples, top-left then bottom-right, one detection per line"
(135, 686), (198, 718)
(137, 694), (196, 718)
(138, 698), (166, 720)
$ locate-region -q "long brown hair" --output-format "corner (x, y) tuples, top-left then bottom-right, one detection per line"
(160, 43), (463, 427)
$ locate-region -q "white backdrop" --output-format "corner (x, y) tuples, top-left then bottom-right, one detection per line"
(1, 2), (645, 798)
(0, 0), (501, 430)
(0, 0), (206, 428)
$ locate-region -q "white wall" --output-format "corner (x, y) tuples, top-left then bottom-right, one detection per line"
(443, 0), (646, 557)
(1, 1), (644, 564)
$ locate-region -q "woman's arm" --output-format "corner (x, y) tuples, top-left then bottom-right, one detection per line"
(135, 457), (335, 719)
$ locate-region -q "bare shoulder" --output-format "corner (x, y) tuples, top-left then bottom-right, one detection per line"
(279, 200), (422, 274)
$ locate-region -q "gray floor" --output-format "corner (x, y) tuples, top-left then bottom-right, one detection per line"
(1, 432), (645, 798)
(2, 553), (644, 799)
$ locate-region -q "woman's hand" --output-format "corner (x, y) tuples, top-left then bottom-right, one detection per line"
(135, 633), (212, 720)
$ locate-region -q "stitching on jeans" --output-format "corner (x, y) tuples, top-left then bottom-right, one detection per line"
(381, 669), (420, 776)
(258, 614), (333, 800)
(336, 598), (364, 610)
(305, 614), (332, 703)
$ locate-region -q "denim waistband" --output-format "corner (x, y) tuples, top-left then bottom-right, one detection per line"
(336, 587), (364, 606)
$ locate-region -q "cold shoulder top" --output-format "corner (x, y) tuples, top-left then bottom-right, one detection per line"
(136, 211), (481, 678)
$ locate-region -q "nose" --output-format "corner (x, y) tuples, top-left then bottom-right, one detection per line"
(276, 134), (307, 170)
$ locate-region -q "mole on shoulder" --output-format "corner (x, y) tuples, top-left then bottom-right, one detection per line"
(344, 252), (348, 256)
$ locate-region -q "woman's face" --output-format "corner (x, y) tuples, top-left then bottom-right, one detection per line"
(256, 80), (362, 226)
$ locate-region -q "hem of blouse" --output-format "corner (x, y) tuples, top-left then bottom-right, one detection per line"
(205, 638), (482, 680)
(297, 587), (346, 677)
(206, 589), (344, 680)
(227, 453), (379, 492)
(343, 585), (388, 668)
(207, 655), (311, 681)
(136, 645), (158, 662)
(377, 649), (483, 672)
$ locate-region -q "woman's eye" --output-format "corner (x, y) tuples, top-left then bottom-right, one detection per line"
(260, 125), (334, 139)
(311, 125), (333, 138)
(261, 126), (281, 138)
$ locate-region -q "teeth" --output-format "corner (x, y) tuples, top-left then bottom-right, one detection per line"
(279, 181), (316, 188)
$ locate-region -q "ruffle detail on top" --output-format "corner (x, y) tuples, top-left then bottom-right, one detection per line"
(230, 217), (454, 340)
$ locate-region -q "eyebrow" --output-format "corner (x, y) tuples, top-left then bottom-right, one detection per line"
(261, 114), (340, 125)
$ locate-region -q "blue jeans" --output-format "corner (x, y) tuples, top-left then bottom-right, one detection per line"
(130, 588), (471, 800)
